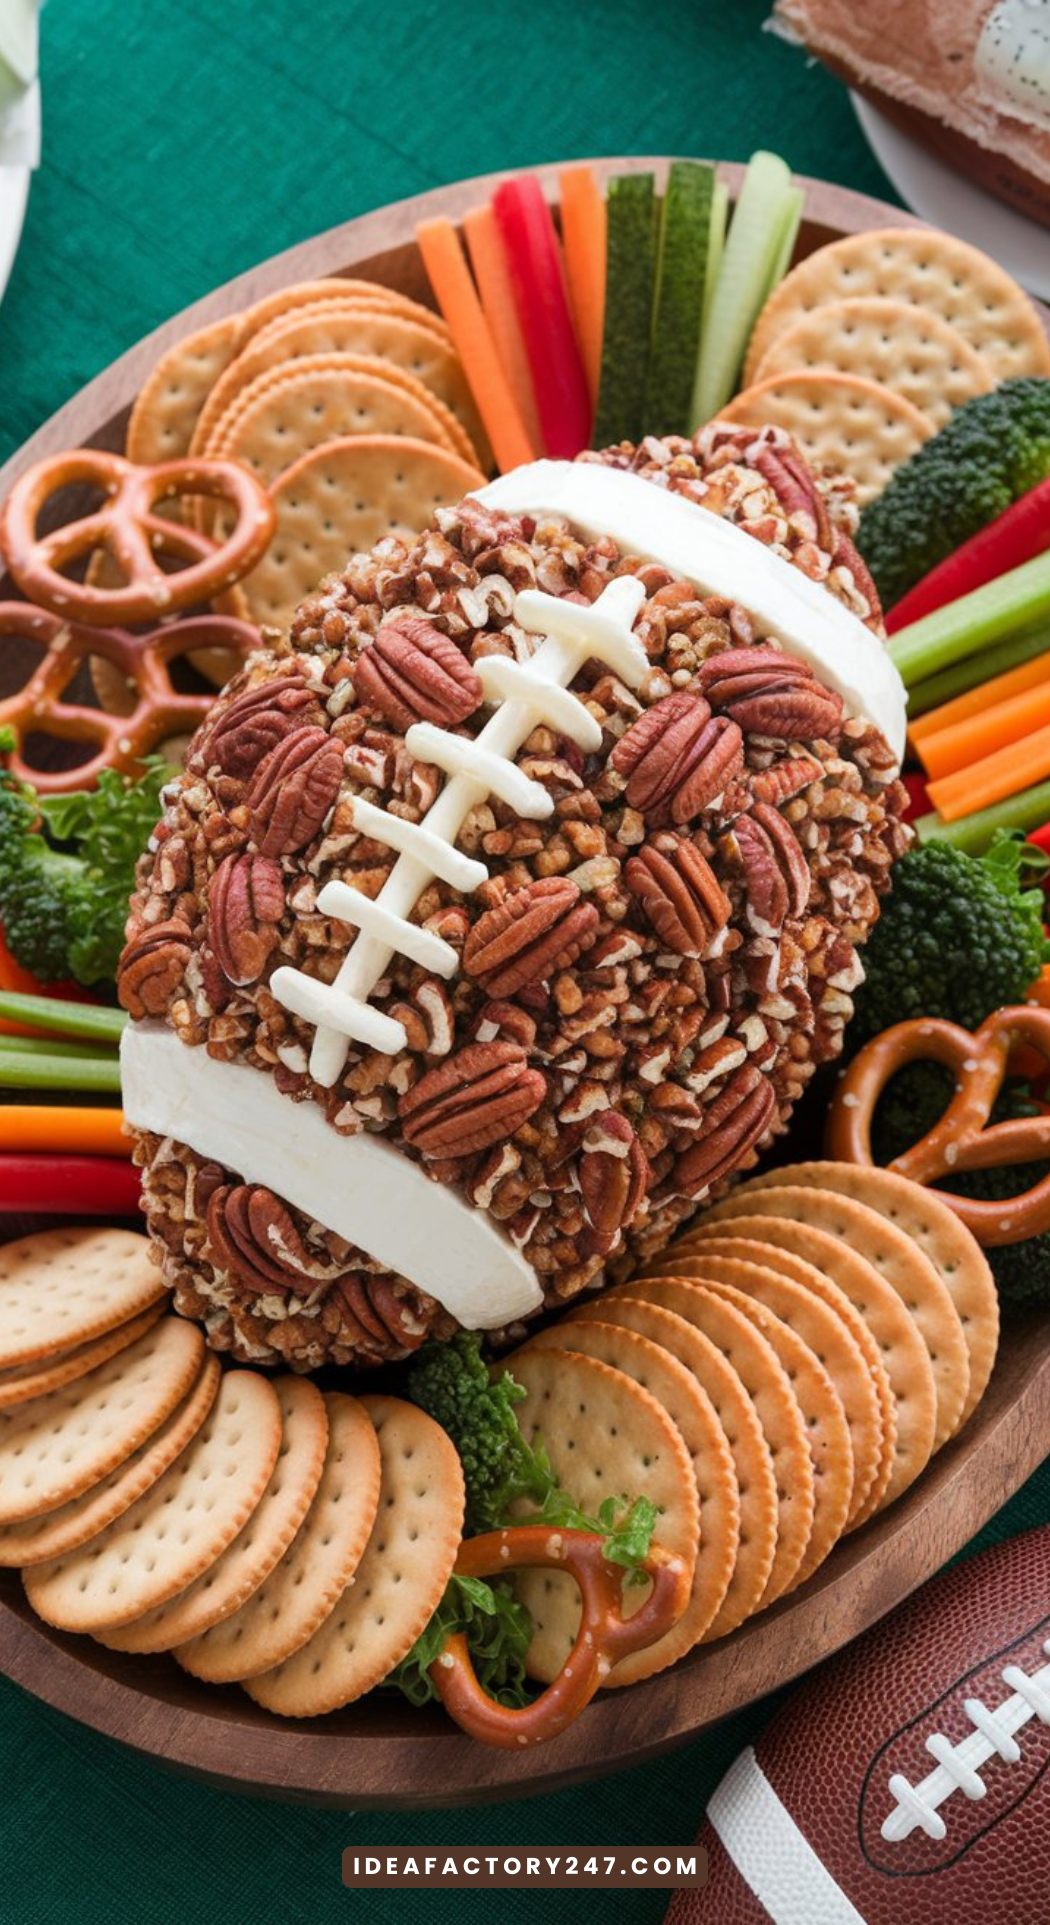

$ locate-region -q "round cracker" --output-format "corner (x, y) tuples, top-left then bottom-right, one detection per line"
(204, 355), (460, 481)
(240, 436), (485, 630)
(498, 1349), (698, 1690)
(691, 1279), (852, 1590)
(753, 296), (994, 429)
(25, 1370), (281, 1632)
(238, 278), (451, 346)
(644, 1247), (883, 1529)
(0, 1354), (221, 1567)
(720, 1182), (971, 1449)
(618, 1279), (814, 1608)
(745, 227), (1050, 388)
(176, 1391), (380, 1685)
(0, 1227), (166, 1370)
(0, 1304), (164, 1410)
(716, 371), (932, 505)
(562, 1294), (777, 1640)
(97, 1376), (328, 1653)
(126, 312), (247, 464)
(523, 1319), (739, 1680)
(746, 1162), (999, 1425)
(684, 1212), (934, 1510)
(0, 1318), (205, 1524)
(244, 1395), (463, 1717)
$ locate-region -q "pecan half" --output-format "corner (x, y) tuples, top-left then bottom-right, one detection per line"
(697, 646), (843, 742)
(355, 617), (482, 730)
(749, 440), (833, 549)
(117, 918), (192, 1018)
(204, 675), (321, 779)
(246, 726), (345, 856)
(749, 752), (823, 808)
(207, 851), (285, 985)
(330, 1275), (428, 1354)
(579, 1110), (649, 1256)
(625, 842), (730, 958)
(674, 1065), (776, 1195)
(206, 1183), (355, 1297)
(728, 806), (810, 936)
(399, 1040), (546, 1157)
(610, 689), (744, 825)
(463, 878), (599, 996)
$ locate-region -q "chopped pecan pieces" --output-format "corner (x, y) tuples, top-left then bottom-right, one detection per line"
(463, 878), (599, 996)
(625, 841), (730, 958)
(399, 1040), (546, 1157)
(117, 918), (193, 1019)
(355, 617), (483, 730)
(207, 852), (285, 985)
(246, 726), (345, 856)
(579, 1110), (649, 1256)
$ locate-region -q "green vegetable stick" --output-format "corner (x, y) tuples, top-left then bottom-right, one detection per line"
(644, 161), (714, 436)
(0, 1034), (118, 1059)
(0, 992), (127, 1043)
(890, 548), (1050, 686)
(0, 1049), (122, 1092)
(701, 180), (729, 336)
(593, 173), (658, 448)
(691, 150), (793, 426)
(915, 777), (1050, 853)
(907, 628), (1050, 716)
(765, 185), (804, 295)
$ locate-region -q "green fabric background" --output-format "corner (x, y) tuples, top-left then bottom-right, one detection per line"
(1, 2), (1048, 1918)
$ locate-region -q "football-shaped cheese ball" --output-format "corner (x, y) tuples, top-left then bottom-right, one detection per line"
(673, 1524), (1050, 1925)
(118, 427), (909, 1370)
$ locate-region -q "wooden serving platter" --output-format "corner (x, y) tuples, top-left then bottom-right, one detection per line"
(1, 159), (1049, 1810)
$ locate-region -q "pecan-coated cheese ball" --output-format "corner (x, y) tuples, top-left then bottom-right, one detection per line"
(119, 426), (909, 1371)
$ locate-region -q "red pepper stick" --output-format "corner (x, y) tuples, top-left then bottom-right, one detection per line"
(1027, 821), (1050, 857)
(491, 178), (592, 459)
(887, 476), (1050, 633)
(0, 1153), (141, 1216)
(902, 771), (931, 825)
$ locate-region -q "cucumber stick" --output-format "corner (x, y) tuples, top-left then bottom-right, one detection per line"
(594, 173), (658, 448)
(691, 151), (794, 427)
(644, 161), (714, 436)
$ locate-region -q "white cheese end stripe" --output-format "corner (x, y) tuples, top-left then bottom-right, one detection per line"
(708, 1747), (867, 1924)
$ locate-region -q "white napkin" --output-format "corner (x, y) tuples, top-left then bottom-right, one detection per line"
(0, 0), (40, 169)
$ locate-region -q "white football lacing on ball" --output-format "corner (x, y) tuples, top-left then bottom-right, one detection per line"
(882, 1637), (1050, 1842)
(271, 576), (649, 1088)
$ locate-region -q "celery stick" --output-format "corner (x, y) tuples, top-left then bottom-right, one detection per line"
(645, 161), (713, 435)
(766, 186), (804, 294)
(915, 777), (1050, 853)
(908, 628), (1050, 716)
(701, 180), (729, 336)
(0, 992), (127, 1043)
(0, 1035), (118, 1059)
(0, 1050), (122, 1093)
(691, 150), (793, 426)
(890, 549), (1050, 687)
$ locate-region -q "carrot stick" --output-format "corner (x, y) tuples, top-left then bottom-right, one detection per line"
(416, 219), (534, 474)
(919, 680), (1050, 781)
(927, 721), (1050, 822)
(558, 165), (606, 406)
(1026, 964), (1050, 1010)
(462, 206), (542, 457)
(0, 1106), (129, 1156)
(910, 648), (1050, 745)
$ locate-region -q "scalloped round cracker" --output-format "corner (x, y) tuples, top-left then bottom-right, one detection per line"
(0, 1318), (205, 1524)
(0, 1227), (166, 1370)
(745, 227), (1050, 387)
(753, 296), (994, 429)
(523, 1318), (739, 1680)
(0, 1304), (164, 1410)
(561, 1293), (777, 1640)
(239, 435), (485, 630)
(244, 1395), (463, 1717)
(742, 1162), (999, 1425)
(24, 1370), (281, 1631)
(0, 1353), (221, 1567)
(97, 1376), (328, 1653)
(204, 355), (460, 481)
(716, 371), (932, 505)
(176, 1391), (380, 1685)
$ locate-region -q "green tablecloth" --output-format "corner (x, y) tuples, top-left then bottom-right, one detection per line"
(2, 3), (1048, 1918)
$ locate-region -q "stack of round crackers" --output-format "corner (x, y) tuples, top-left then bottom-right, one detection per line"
(125, 276), (489, 631)
(721, 229), (1050, 504)
(510, 1160), (999, 1687)
(0, 1227), (465, 1718)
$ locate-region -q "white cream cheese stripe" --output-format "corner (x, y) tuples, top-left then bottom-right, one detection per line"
(120, 1023), (543, 1330)
(708, 1747), (866, 1924)
(271, 575), (649, 1087)
(478, 460), (907, 761)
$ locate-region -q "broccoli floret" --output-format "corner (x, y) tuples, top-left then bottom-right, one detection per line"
(858, 378), (1050, 608)
(850, 833), (1050, 1049)
(0, 780), (87, 980)
(406, 1329), (550, 1534)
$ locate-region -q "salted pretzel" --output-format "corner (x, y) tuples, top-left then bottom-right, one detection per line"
(429, 1524), (690, 1749)
(0, 602), (260, 792)
(827, 1005), (1050, 1246)
(0, 449), (275, 626)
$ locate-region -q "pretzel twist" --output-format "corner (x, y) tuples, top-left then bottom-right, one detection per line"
(827, 1006), (1050, 1246)
(0, 602), (260, 792)
(429, 1525), (690, 1748)
(0, 450), (275, 626)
